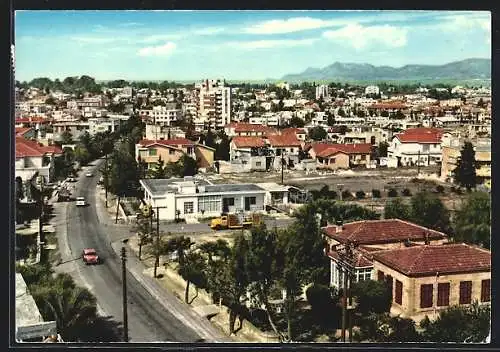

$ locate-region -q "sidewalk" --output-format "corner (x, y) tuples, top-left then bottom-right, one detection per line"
(94, 187), (232, 342)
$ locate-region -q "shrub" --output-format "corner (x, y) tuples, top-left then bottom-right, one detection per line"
(371, 189), (381, 198)
(402, 188), (412, 196)
(329, 190), (338, 199)
(436, 185), (445, 193)
(356, 190), (366, 199)
(341, 190), (353, 200)
(387, 188), (398, 197)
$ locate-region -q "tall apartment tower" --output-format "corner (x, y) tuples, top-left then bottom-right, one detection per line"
(195, 79), (231, 129)
(315, 84), (330, 100)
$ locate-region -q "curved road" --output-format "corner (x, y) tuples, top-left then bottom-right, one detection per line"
(64, 161), (203, 342)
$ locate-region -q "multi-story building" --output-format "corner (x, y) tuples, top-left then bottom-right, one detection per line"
(195, 79), (231, 129)
(15, 136), (63, 182)
(315, 84), (330, 100)
(139, 105), (182, 126)
(88, 117), (122, 135)
(144, 124), (186, 140)
(365, 85), (380, 96)
(387, 128), (443, 167)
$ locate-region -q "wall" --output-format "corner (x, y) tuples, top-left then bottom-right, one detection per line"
(374, 260), (491, 322)
(195, 145), (214, 168)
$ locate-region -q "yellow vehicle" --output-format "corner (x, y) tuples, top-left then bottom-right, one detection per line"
(210, 213), (261, 231)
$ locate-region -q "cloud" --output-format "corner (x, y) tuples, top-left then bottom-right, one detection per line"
(193, 27), (225, 35)
(71, 36), (121, 44)
(439, 13), (490, 32)
(137, 42), (176, 57)
(229, 38), (317, 49)
(322, 23), (407, 49)
(119, 22), (143, 27)
(243, 17), (344, 34)
(142, 33), (185, 43)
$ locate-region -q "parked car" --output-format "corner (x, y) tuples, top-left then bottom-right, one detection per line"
(82, 248), (100, 265)
(76, 197), (86, 207)
(85, 172), (93, 177)
(67, 177), (76, 182)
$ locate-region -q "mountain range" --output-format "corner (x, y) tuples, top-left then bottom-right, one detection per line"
(281, 58), (491, 82)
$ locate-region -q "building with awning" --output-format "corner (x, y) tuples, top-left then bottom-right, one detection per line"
(16, 273), (59, 342)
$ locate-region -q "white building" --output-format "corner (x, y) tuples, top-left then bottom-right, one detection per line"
(140, 105), (182, 126)
(195, 79), (232, 129)
(140, 178), (267, 221)
(365, 85), (380, 96)
(387, 128), (443, 167)
(145, 124), (186, 140)
(249, 114), (281, 126)
(88, 117), (122, 135)
(315, 85), (330, 100)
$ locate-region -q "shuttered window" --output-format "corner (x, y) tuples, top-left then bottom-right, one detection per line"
(377, 270), (384, 281)
(459, 281), (472, 305)
(395, 280), (403, 305)
(437, 283), (450, 307)
(481, 280), (490, 302)
(420, 284), (433, 308)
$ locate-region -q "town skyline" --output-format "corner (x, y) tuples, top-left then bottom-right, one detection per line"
(15, 10), (491, 82)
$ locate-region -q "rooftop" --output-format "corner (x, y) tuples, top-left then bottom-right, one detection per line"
(140, 178), (265, 196)
(322, 219), (447, 245)
(16, 273), (44, 328)
(372, 243), (491, 277)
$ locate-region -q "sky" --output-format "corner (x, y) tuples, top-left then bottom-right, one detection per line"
(14, 10), (491, 82)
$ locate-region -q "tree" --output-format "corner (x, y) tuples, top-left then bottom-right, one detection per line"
(28, 273), (98, 341)
(384, 198), (412, 220)
(150, 156), (167, 179)
(326, 112), (335, 126)
(288, 116), (305, 128)
(215, 131), (230, 161)
(179, 154), (198, 177)
(453, 142), (478, 191)
(351, 280), (392, 316)
(453, 192), (491, 249)
(74, 146), (91, 166)
(178, 251), (207, 304)
(377, 142), (389, 158)
(60, 130), (73, 145)
(420, 301), (490, 343)
(356, 312), (420, 342)
(409, 191), (451, 233)
(337, 108), (346, 117)
(309, 126), (327, 141)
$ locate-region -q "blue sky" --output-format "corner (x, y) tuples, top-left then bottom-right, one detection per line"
(14, 10), (491, 82)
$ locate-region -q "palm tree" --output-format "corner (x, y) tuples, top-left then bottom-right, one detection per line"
(30, 273), (98, 341)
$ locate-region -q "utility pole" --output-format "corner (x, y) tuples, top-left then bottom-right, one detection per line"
(104, 153), (108, 208)
(281, 150), (285, 185)
(115, 194), (121, 224)
(417, 150), (421, 175)
(154, 207), (160, 278)
(341, 265), (347, 342)
(121, 246), (129, 342)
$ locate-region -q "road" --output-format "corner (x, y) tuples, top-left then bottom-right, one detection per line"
(58, 161), (218, 342)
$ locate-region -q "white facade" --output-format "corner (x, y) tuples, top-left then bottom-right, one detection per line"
(145, 124), (186, 140)
(316, 85), (330, 100)
(88, 117), (121, 135)
(249, 114), (281, 126)
(149, 106), (182, 126)
(140, 179), (266, 221)
(196, 79), (231, 129)
(387, 138), (442, 167)
(365, 85), (380, 96)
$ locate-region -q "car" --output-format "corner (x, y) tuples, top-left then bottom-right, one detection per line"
(76, 197), (86, 206)
(85, 172), (93, 177)
(67, 177), (76, 182)
(82, 248), (100, 265)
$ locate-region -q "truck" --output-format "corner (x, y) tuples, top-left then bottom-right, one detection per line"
(210, 213), (261, 231)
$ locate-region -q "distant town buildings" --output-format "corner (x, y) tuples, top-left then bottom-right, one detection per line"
(194, 79), (232, 129)
(315, 84), (330, 100)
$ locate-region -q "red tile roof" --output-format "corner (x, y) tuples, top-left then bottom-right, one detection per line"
(15, 116), (51, 124)
(369, 102), (407, 110)
(138, 138), (195, 147)
(281, 127), (306, 135)
(267, 133), (302, 147)
(328, 249), (373, 268)
(232, 123), (277, 135)
(311, 143), (372, 158)
(16, 137), (63, 158)
(322, 219), (447, 245)
(231, 136), (266, 148)
(395, 127), (443, 144)
(372, 243), (491, 277)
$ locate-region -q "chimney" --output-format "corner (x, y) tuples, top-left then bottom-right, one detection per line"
(336, 220), (344, 233)
(424, 232), (430, 245)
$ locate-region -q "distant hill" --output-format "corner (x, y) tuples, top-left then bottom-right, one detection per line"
(281, 58), (491, 82)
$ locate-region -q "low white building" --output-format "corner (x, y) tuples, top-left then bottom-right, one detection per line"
(140, 178), (267, 221)
(387, 128), (443, 167)
(365, 85), (380, 96)
(88, 117), (122, 135)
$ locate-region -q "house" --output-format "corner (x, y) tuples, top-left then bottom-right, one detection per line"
(281, 128), (307, 142)
(224, 122), (276, 138)
(440, 137), (491, 185)
(308, 143), (372, 170)
(372, 243), (491, 322)
(16, 273), (59, 342)
(139, 178), (267, 220)
(266, 133), (302, 167)
(144, 124), (186, 140)
(52, 120), (90, 141)
(387, 127), (443, 167)
(88, 117), (122, 135)
(135, 138), (215, 169)
(15, 127), (36, 139)
(16, 136), (63, 182)
(322, 219), (448, 290)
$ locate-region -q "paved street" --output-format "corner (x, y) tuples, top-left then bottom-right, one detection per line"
(52, 160), (228, 342)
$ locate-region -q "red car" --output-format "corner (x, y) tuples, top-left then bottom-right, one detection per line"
(82, 248), (100, 265)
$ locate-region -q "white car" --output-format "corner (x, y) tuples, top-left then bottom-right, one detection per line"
(76, 197), (86, 207)
(85, 172), (93, 177)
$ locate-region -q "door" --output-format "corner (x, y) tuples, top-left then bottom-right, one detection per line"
(222, 198), (230, 213)
(244, 197), (251, 211)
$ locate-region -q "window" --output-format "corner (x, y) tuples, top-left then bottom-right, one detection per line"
(459, 281), (472, 305)
(184, 202), (194, 214)
(149, 149), (157, 156)
(395, 280), (403, 305)
(187, 147), (194, 154)
(225, 198), (235, 206)
(356, 268), (372, 282)
(385, 275), (393, 299)
(377, 271), (385, 282)
(169, 149), (175, 155)
(249, 197), (256, 205)
(437, 283), (450, 307)
(420, 284), (433, 308)
(256, 161), (262, 167)
(330, 158), (336, 164)
(481, 280), (490, 302)
(198, 195), (221, 213)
